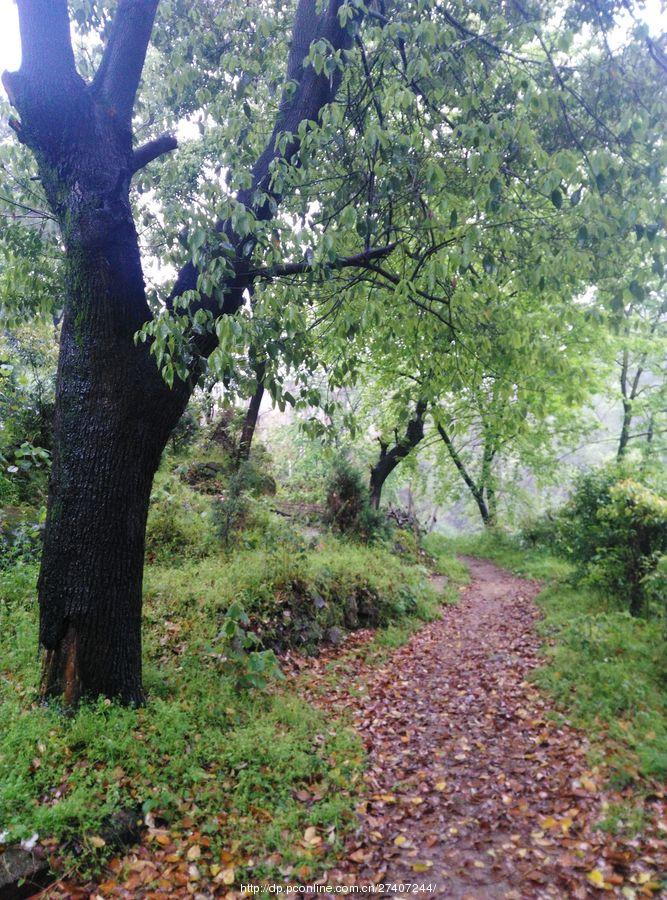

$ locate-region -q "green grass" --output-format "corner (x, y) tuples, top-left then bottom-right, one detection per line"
(0, 529), (439, 878)
(437, 530), (667, 783)
(444, 529), (572, 581)
(533, 580), (667, 781)
(422, 533), (471, 584)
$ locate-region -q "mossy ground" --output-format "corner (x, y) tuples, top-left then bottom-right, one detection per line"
(0, 498), (440, 879)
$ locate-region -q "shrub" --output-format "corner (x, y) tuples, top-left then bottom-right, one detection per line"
(212, 460), (272, 546)
(519, 510), (564, 551)
(324, 457), (387, 542)
(213, 601), (283, 691)
(589, 481), (667, 616)
(560, 465), (667, 616)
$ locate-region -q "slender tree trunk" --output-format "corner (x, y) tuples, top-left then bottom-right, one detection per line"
(369, 400), (427, 509)
(480, 437), (497, 528)
(483, 484), (497, 528)
(236, 363), (266, 464)
(617, 349), (632, 459)
(617, 399), (632, 459)
(436, 422), (490, 525)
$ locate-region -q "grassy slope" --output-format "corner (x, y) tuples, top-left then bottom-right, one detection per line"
(0, 528), (441, 879)
(428, 531), (667, 783)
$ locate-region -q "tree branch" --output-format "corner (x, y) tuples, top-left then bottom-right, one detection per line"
(131, 133), (178, 173)
(3, 0), (77, 93)
(92, 0), (161, 126)
(169, 0), (358, 328)
(249, 243), (397, 279)
(2, 0), (83, 147)
(647, 37), (667, 76)
(239, 0), (356, 218)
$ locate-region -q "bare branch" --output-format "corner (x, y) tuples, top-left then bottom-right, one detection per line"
(131, 133), (178, 173)
(92, 0), (161, 126)
(249, 243), (398, 280)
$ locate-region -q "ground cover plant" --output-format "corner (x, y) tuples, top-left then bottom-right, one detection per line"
(0, 478), (439, 882)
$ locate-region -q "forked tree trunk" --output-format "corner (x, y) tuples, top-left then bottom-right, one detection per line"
(369, 400), (427, 509)
(4, 0), (356, 703)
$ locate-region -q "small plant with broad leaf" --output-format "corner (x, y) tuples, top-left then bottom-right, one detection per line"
(215, 601), (283, 691)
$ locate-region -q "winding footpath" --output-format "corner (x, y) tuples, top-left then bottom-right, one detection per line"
(308, 557), (666, 898)
(45, 557), (666, 898)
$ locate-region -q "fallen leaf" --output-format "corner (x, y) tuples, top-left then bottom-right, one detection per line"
(412, 861), (433, 872)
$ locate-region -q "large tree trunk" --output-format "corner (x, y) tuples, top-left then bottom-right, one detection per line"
(35, 180), (189, 703)
(39, 300), (187, 704)
(4, 0), (357, 703)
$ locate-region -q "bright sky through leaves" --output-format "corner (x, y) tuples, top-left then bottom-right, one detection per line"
(0, 0), (664, 96)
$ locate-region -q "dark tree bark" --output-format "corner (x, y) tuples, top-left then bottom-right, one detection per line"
(3, 0), (357, 704)
(617, 347), (646, 461)
(369, 401), (427, 509)
(436, 423), (493, 526)
(236, 363), (266, 464)
(617, 349), (632, 459)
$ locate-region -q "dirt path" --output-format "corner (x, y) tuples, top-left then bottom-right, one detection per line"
(41, 557), (665, 898)
(309, 557), (666, 898)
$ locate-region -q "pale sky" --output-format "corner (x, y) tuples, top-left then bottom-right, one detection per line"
(0, 0), (664, 96)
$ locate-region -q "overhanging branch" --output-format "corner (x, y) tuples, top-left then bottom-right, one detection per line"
(131, 133), (178, 173)
(249, 243), (398, 280)
(169, 0), (359, 328)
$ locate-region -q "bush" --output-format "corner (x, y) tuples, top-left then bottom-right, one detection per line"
(560, 465), (667, 616)
(213, 465), (252, 546)
(590, 481), (667, 616)
(324, 458), (387, 542)
(214, 601), (283, 691)
(519, 510), (563, 551)
(559, 464), (620, 567)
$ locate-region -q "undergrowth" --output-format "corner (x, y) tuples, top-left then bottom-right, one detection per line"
(0, 525), (438, 878)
